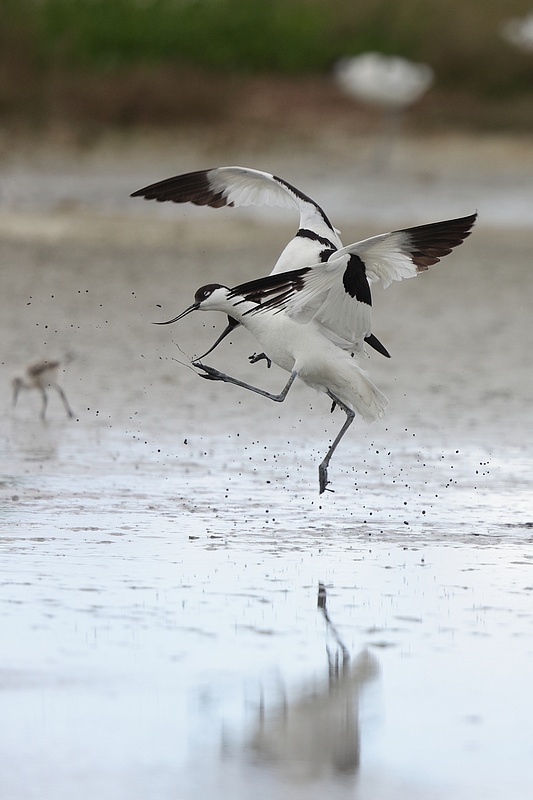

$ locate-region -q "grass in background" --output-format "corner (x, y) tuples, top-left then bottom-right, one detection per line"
(1, 0), (532, 129)
(2, 0), (433, 73)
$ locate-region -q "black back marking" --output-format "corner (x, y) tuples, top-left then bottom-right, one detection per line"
(296, 229), (337, 250)
(343, 254), (372, 305)
(320, 248), (337, 262)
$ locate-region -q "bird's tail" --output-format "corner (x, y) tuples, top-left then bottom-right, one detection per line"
(334, 358), (389, 424)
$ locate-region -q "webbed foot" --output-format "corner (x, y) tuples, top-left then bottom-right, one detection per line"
(192, 361), (226, 381)
(249, 352), (272, 368)
(318, 464), (335, 494)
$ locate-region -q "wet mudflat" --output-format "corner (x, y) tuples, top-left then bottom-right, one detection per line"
(1, 135), (533, 799)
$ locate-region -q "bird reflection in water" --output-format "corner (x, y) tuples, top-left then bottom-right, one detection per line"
(247, 583), (379, 781)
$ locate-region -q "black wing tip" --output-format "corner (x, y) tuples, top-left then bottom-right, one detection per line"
(130, 184), (168, 200)
(130, 169), (214, 202)
(365, 334), (391, 358)
(453, 211), (478, 235)
(412, 211), (477, 234)
(456, 211), (477, 224)
(407, 211), (478, 269)
(431, 211), (478, 242)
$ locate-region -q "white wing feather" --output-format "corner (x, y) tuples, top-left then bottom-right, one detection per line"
(325, 230), (418, 288)
(278, 253), (370, 346)
(208, 167), (341, 243)
(209, 167), (296, 209)
(132, 165), (344, 273)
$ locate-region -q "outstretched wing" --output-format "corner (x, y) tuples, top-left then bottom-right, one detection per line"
(231, 213), (477, 347)
(131, 165), (341, 249)
(351, 213), (478, 288)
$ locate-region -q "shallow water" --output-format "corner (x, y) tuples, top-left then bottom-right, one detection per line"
(1, 138), (533, 799)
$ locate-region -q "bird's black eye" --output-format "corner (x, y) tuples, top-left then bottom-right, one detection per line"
(194, 285), (211, 303)
(194, 283), (224, 303)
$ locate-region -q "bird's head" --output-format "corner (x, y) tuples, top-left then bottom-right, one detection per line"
(155, 283), (249, 358)
(155, 283), (232, 326)
(193, 283), (233, 311)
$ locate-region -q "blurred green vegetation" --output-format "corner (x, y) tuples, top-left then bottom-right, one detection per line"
(2, 0), (431, 73)
(1, 0), (532, 128)
(3, 0), (533, 85)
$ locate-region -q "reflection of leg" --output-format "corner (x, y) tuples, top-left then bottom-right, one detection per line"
(319, 392), (355, 493)
(39, 388), (48, 420)
(318, 582), (350, 669)
(54, 384), (74, 418)
(193, 362), (296, 403)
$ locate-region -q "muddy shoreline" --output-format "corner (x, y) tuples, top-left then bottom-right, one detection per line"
(1, 132), (532, 799)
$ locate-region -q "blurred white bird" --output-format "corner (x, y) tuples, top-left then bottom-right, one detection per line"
(335, 52), (434, 169)
(12, 359), (74, 420)
(335, 52), (434, 110)
(501, 13), (533, 52)
(157, 213), (476, 492)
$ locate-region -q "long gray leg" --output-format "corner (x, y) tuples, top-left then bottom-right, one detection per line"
(53, 383), (74, 418)
(319, 391), (355, 494)
(39, 388), (48, 420)
(193, 361), (296, 403)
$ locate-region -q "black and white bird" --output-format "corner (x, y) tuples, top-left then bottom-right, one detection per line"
(12, 359), (74, 420)
(156, 212), (477, 493)
(131, 166), (390, 360)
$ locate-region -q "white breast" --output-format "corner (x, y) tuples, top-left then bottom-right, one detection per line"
(242, 311), (303, 373)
